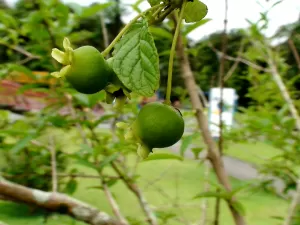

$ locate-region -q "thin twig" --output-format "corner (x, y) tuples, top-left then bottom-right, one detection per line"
(224, 41), (245, 82)
(88, 125), (158, 225)
(65, 94), (90, 146)
(0, 41), (40, 59)
(266, 50), (300, 131)
(173, 14), (246, 225)
(49, 136), (58, 193)
(143, 163), (173, 190)
(283, 179), (300, 225)
(200, 161), (210, 225)
(215, 0), (228, 222)
(102, 182), (129, 225)
(2, 172), (119, 180)
(100, 12), (110, 59)
(0, 41), (40, 65)
(111, 163), (158, 225)
(209, 43), (269, 72)
(288, 38), (300, 72)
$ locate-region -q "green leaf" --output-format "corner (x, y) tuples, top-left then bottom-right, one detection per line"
(144, 153), (183, 161)
(88, 91), (106, 107)
(231, 201), (246, 216)
(93, 114), (116, 128)
(67, 3), (83, 15)
(98, 153), (120, 171)
(0, 10), (18, 28)
(71, 155), (98, 171)
(193, 191), (230, 200)
(147, 0), (161, 6)
(48, 115), (69, 128)
(229, 183), (252, 197)
(72, 90), (105, 108)
(112, 19), (160, 97)
(87, 185), (103, 190)
(183, 18), (211, 35)
(79, 144), (94, 155)
(183, 0), (208, 23)
(149, 27), (172, 40)
(131, 0), (144, 13)
(64, 179), (77, 194)
(72, 93), (90, 107)
(11, 134), (35, 154)
(81, 3), (112, 18)
(191, 147), (204, 159)
(180, 134), (197, 156)
(106, 178), (119, 187)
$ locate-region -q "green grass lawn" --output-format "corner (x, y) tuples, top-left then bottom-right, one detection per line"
(0, 126), (290, 225)
(224, 142), (281, 165)
(0, 152), (289, 225)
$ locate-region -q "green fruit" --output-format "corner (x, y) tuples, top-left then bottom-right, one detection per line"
(66, 46), (111, 94)
(132, 102), (185, 150)
(51, 38), (112, 94)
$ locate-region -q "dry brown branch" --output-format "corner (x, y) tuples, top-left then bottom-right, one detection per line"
(0, 178), (121, 225)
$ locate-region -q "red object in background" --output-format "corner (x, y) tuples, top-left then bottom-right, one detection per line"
(0, 80), (104, 116)
(0, 80), (49, 112)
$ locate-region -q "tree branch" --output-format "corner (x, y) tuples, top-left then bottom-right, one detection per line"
(283, 179), (300, 225)
(173, 14), (246, 225)
(266, 50), (300, 131)
(49, 136), (58, 193)
(224, 41), (245, 82)
(200, 161), (210, 225)
(209, 43), (269, 72)
(102, 182), (129, 225)
(111, 163), (158, 225)
(288, 38), (300, 72)
(0, 178), (121, 225)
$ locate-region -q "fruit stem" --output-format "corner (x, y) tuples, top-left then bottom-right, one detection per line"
(165, 0), (187, 105)
(101, 4), (162, 58)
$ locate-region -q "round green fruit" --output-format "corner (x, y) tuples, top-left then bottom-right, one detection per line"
(65, 46), (111, 94)
(51, 38), (113, 94)
(132, 102), (185, 149)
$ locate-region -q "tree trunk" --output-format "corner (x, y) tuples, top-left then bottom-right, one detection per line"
(176, 32), (246, 225)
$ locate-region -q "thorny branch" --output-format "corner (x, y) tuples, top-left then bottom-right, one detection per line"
(173, 13), (246, 225)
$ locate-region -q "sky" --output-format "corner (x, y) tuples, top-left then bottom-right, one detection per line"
(6, 0), (300, 41)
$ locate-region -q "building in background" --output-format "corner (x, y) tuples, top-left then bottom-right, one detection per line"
(208, 87), (238, 138)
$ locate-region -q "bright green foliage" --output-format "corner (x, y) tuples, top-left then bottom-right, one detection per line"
(112, 19), (160, 97)
(147, 0), (161, 6)
(183, 0), (208, 23)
